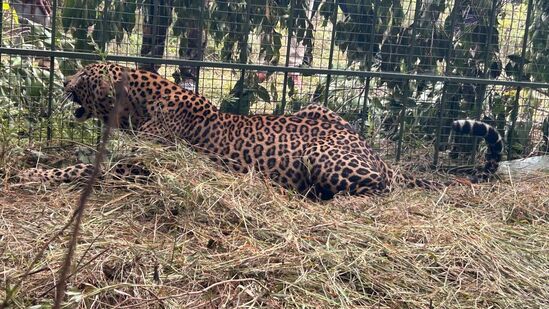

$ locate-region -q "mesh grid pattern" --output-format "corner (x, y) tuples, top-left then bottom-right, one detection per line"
(0, 0), (548, 168)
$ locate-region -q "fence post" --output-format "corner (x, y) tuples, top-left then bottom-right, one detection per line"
(507, 0), (533, 160)
(94, 0), (111, 145)
(359, 78), (371, 132)
(395, 0), (422, 162)
(470, 0), (499, 163)
(278, 0), (296, 115)
(0, 0), (3, 46)
(359, 0), (379, 134)
(323, 0), (339, 107)
(433, 0), (461, 166)
(46, 0), (59, 144)
(194, 0), (206, 94)
(236, 0), (251, 114)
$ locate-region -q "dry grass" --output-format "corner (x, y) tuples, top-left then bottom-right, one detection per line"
(1, 139), (548, 308)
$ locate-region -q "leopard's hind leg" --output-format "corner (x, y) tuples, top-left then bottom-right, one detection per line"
(302, 142), (392, 200)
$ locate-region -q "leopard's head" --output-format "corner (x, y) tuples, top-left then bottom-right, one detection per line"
(64, 62), (124, 123)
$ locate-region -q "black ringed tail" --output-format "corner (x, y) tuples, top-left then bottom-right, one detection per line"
(452, 119), (503, 176)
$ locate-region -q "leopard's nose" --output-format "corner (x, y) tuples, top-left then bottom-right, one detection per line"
(63, 79), (69, 88)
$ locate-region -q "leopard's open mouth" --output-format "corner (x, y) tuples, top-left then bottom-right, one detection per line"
(67, 91), (90, 122)
(74, 106), (87, 119)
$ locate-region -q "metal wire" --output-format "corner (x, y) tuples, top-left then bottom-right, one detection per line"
(0, 0), (548, 169)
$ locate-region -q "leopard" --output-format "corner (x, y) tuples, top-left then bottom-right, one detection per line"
(16, 63), (504, 200)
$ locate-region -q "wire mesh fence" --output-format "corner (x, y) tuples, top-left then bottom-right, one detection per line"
(1, 0), (548, 169)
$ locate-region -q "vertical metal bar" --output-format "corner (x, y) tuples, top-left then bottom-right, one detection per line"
(359, 77), (371, 133)
(507, 0), (533, 160)
(96, 0), (111, 146)
(1, 0), (7, 135)
(153, 1), (159, 52)
(0, 0), (3, 47)
(395, 0), (422, 162)
(194, 0), (206, 93)
(323, 0), (339, 107)
(395, 96), (410, 162)
(469, 0), (498, 163)
(237, 0), (251, 114)
(46, 0), (59, 144)
(395, 91), (408, 161)
(433, 0), (461, 166)
(239, 2), (251, 63)
(359, 0), (379, 134)
(278, 0), (295, 115)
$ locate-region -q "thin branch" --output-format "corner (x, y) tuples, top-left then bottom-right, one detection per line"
(53, 67), (130, 309)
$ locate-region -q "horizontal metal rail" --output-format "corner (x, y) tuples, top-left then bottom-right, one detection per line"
(2, 47), (548, 89)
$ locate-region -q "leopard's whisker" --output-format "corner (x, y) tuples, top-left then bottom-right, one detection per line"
(58, 93), (73, 111)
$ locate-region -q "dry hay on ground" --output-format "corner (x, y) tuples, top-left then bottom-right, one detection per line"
(0, 141), (548, 308)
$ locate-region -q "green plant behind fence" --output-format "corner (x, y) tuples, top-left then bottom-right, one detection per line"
(0, 0), (548, 168)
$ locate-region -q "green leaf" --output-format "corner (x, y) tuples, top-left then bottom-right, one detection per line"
(256, 85), (271, 103)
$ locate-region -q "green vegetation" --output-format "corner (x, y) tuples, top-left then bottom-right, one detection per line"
(1, 0), (548, 159)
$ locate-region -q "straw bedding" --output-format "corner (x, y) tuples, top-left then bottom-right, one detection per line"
(1, 140), (548, 308)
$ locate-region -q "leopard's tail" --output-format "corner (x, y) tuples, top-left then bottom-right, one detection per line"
(451, 119), (503, 178)
(397, 119), (503, 189)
